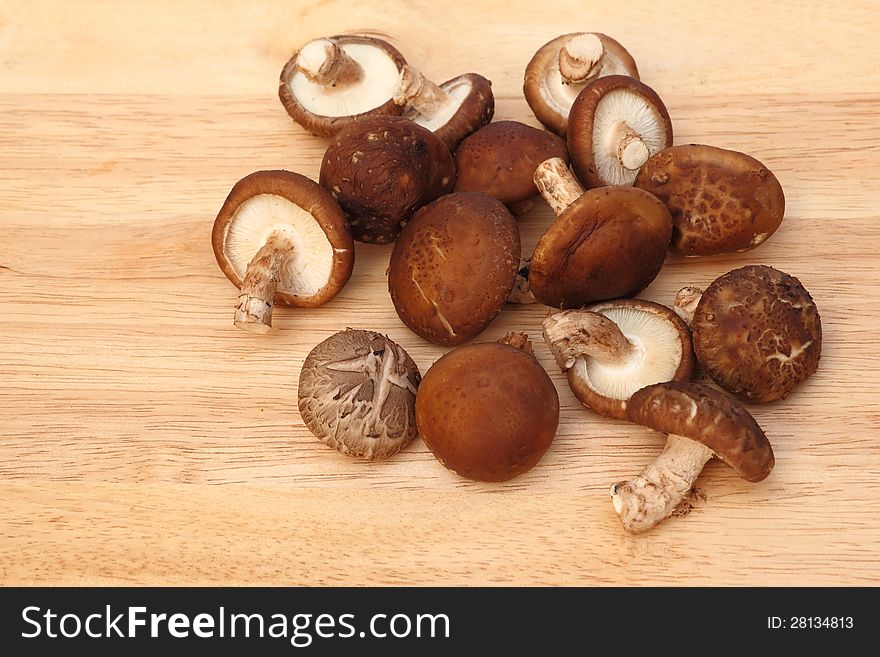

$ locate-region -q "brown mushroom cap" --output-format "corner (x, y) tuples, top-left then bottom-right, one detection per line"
(212, 170), (354, 307)
(543, 300), (695, 420)
(453, 121), (569, 214)
(279, 35), (407, 137)
(568, 75), (673, 188)
(319, 115), (455, 244)
(626, 381), (775, 482)
(388, 192), (520, 346)
(692, 265), (822, 402)
(634, 145), (786, 255)
(298, 329), (421, 460)
(530, 186), (673, 308)
(416, 334), (559, 481)
(524, 33), (639, 137)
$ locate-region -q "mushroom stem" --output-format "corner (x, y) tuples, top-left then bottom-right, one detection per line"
(507, 258), (536, 305)
(612, 122), (650, 171)
(534, 157), (584, 216)
(296, 38), (364, 87)
(393, 65), (453, 117)
(558, 33), (605, 84)
(499, 332), (534, 356)
(611, 433), (714, 534)
(233, 230), (296, 334)
(674, 286), (704, 325)
(542, 310), (638, 371)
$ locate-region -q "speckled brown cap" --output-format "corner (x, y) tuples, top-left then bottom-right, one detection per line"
(627, 381), (775, 482)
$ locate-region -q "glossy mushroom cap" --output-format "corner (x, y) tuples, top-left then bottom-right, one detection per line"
(453, 121), (569, 215)
(627, 381), (775, 482)
(692, 265), (822, 402)
(635, 145), (786, 255)
(388, 192), (520, 346)
(279, 35), (407, 137)
(416, 334), (559, 482)
(319, 115), (455, 244)
(524, 33), (639, 137)
(298, 329), (421, 460)
(543, 300), (695, 419)
(568, 75), (673, 188)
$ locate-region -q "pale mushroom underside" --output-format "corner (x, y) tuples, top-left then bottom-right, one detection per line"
(409, 78), (473, 132)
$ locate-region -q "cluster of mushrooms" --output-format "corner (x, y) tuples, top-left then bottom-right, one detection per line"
(211, 32), (823, 533)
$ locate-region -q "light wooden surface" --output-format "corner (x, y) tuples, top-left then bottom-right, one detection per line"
(1, 0), (879, 586)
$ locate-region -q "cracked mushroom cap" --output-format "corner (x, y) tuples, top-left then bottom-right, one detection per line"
(319, 115), (455, 244)
(212, 170), (354, 307)
(529, 186), (673, 308)
(453, 121), (569, 215)
(627, 381), (775, 483)
(298, 329), (421, 460)
(543, 300), (695, 420)
(388, 192), (520, 346)
(524, 32), (639, 137)
(568, 75), (673, 188)
(416, 333), (559, 482)
(634, 145), (786, 255)
(279, 35), (407, 137)
(692, 265), (822, 402)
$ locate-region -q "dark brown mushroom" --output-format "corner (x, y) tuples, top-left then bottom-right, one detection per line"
(568, 75), (673, 188)
(278, 35), (407, 137)
(298, 329), (421, 460)
(612, 381), (775, 533)
(416, 333), (559, 482)
(526, 157), (672, 308)
(453, 120), (568, 215)
(524, 33), (639, 137)
(212, 170), (354, 333)
(388, 192), (520, 346)
(319, 115), (455, 244)
(634, 145), (786, 255)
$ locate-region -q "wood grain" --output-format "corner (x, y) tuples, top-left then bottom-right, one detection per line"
(1, 0), (879, 585)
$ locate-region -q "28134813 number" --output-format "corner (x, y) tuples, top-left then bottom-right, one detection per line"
(768, 617), (854, 629)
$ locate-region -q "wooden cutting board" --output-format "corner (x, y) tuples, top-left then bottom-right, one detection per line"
(1, 0), (878, 585)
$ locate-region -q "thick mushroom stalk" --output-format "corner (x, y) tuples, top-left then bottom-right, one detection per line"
(233, 231), (296, 333)
(612, 122), (650, 171)
(611, 434), (714, 534)
(393, 65), (454, 118)
(533, 157), (584, 216)
(674, 286), (704, 325)
(558, 33), (605, 84)
(542, 309), (637, 371)
(295, 37), (364, 87)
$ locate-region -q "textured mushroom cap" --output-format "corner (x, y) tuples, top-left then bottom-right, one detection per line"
(453, 121), (569, 213)
(547, 300), (695, 420)
(692, 265), (822, 402)
(212, 170), (354, 307)
(529, 186), (672, 308)
(568, 75), (673, 188)
(524, 33), (639, 137)
(388, 192), (520, 346)
(627, 381), (774, 482)
(634, 145), (785, 255)
(416, 340), (559, 481)
(298, 329), (421, 460)
(319, 115), (455, 244)
(279, 35), (407, 137)
(406, 73), (494, 150)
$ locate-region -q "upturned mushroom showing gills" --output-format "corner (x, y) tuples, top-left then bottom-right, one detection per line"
(393, 65), (494, 150)
(543, 300), (694, 420)
(319, 115), (455, 243)
(453, 120), (569, 215)
(613, 381), (774, 533)
(634, 145), (786, 255)
(279, 35), (407, 137)
(680, 265), (822, 402)
(524, 32), (639, 137)
(416, 333), (559, 482)
(298, 329), (421, 460)
(388, 192), (520, 346)
(212, 170), (354, 334)
(568, 75), (673, 188)
(527, 157), (672, 308)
